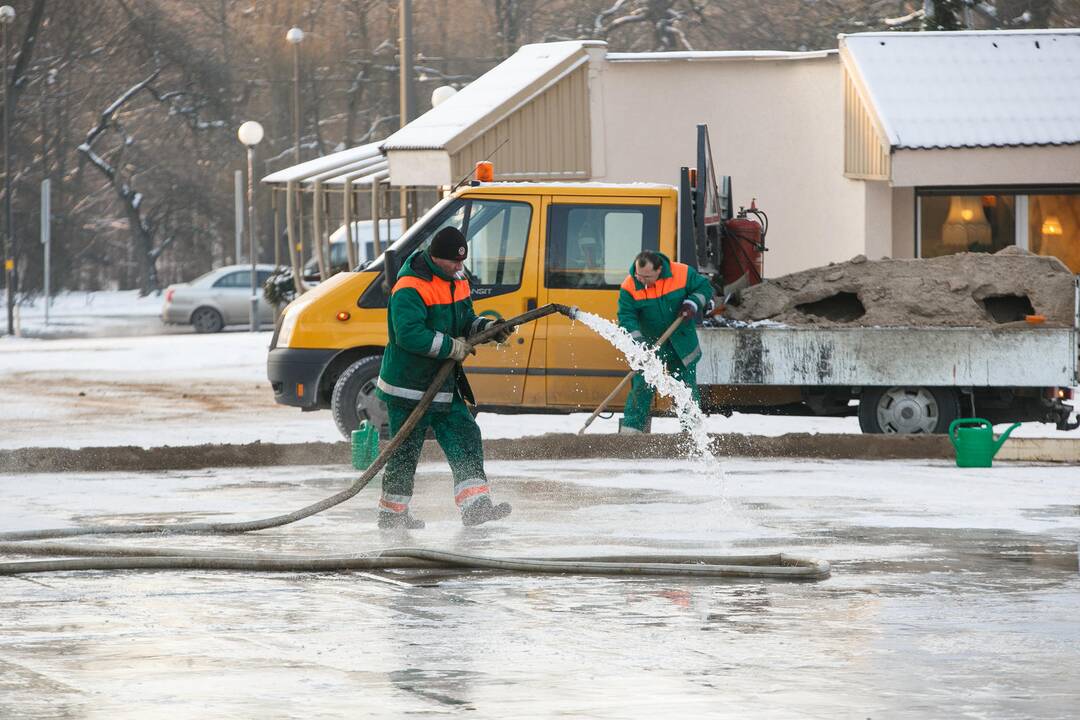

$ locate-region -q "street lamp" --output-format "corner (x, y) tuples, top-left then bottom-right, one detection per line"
(286, 27), (304, 164)
(1, 4), (14, 336)
(237, 120), (264, 332)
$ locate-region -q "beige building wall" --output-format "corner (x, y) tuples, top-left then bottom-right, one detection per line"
(891, 145), (1080, 187)
(591, 55), (867, 277)
(862, 181), (892, 260)
(890, 187), (916, 259)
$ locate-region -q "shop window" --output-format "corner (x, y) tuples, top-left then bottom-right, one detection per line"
(918, 190), (1080, 273)
(919, 194), (1015, 259)
(1029, 194), (1080, 273)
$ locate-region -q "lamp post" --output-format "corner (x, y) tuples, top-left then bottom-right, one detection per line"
(286, 27), (304, 164)
(1, 4), (14, 336)
(238, 120), (264, 332)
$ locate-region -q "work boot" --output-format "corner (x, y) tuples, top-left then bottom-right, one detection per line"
(378, 511), (425, 530)
(461, 497), (512, 527)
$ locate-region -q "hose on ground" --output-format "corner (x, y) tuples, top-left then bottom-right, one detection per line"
(0, 304), (577, 543)
(0, 542), (830, 580)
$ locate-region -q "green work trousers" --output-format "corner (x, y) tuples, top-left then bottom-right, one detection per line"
(621, 346), (700, 432)
(382, 394), (489, 512)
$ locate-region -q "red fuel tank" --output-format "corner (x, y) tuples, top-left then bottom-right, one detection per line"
(721, 215), (765, 286)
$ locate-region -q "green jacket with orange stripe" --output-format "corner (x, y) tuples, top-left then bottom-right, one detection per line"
(617, 253), (713, 367)
(376, 248), (496, 410)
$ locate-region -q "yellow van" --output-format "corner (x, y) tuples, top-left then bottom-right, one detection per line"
(268, 182), (678, 436)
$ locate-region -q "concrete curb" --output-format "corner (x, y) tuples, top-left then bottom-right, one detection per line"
(1, 433), (1075, 474)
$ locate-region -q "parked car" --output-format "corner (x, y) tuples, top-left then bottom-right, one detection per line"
(303, 218), (404, 281)
(162, 264), (277, 333)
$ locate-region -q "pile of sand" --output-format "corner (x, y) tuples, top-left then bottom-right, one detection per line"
(725, 248), (1076, 328)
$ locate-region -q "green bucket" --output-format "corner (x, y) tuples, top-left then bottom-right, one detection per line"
(351, 421), (380, 470)
(948, 418), (1020, 468)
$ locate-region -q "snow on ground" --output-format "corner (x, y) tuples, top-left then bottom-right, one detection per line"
(2, 290), (180, 339)
(1, 290), (1077, 449)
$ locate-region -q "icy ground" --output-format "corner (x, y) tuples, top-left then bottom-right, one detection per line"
(1, 458), (1078, 717)
(2, 330), (1076, 450)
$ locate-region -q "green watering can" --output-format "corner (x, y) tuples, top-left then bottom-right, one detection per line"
(351, 420), (380, 470)
(948, 418), (1021, 468)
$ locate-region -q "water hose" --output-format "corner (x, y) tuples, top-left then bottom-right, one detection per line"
(0, 303), (578, 543)
(0, 542), (830, 580)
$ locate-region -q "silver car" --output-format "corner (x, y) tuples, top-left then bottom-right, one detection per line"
(162, 264), (277, 333)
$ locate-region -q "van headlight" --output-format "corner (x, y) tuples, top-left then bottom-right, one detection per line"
(278, 306), (299, 347)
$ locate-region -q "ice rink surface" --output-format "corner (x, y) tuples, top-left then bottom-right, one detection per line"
(2, 458), (1079, 718)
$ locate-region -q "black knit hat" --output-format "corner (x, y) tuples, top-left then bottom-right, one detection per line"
(429, 227), (468, 262)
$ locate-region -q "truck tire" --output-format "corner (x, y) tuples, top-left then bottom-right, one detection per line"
(859, 386), (963, 436)
(191, 307), (224, 334)
(331, 355), (388, 439)
(858, 386), (960, 435)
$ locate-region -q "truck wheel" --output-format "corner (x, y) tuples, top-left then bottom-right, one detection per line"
(858, 386), (959, 435)
(331, 355), (388, 439)
(191, 307), (224, 334)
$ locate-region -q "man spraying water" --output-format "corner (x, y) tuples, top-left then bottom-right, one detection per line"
(374, 227), (514, 529)
(616, 250), (714, 434)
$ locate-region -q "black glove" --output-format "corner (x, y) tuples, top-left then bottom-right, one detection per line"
(705, 298), (717, 316)
(678, 300), (698, 319)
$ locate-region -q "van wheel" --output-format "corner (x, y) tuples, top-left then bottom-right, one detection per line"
(191, 307), (224, 334)
(858, 386), (959, 434)
(332, 355), (388, 439)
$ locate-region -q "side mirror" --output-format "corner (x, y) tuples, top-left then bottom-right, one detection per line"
(382, 248), (399, 294)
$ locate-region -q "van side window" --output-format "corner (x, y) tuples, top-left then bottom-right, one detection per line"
(359, 197), (533, 307)
(461, 200), (532, 297)
(545, 204), (660, 289)
(414, 199), (532, 298)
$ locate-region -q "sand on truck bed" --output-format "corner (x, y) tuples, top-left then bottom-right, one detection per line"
(725, 248), (1076, 328)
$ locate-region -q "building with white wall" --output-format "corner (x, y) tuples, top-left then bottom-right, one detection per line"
(380, 31), (1080, 277)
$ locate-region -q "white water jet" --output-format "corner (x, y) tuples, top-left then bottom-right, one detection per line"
(574, 311), (723, 478)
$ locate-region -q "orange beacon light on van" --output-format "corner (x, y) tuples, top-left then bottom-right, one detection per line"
(475, 161), (494, 183)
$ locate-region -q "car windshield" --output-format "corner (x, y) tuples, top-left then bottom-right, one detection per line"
(187, 269), (220, 285)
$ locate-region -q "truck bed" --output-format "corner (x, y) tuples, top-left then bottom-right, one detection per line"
(697, 326), (1079, 387)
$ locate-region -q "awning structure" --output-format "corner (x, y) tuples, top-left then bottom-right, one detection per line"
(840, 29), (1080, 182)
(260, 142), (388, 189)
(257, 142), (437, 292)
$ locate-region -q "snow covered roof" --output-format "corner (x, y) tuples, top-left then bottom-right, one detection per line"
(841, 29), (1080, 150)
(381, 41), (596, 153)
(260, 141), (388, 187)
(607, 49), (835, 62)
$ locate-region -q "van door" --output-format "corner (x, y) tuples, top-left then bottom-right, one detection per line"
(456, 195), (540, 406)
(539, 195), (663, 409)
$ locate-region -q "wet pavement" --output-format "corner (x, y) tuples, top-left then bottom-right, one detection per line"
(1, 458), (1079, 718)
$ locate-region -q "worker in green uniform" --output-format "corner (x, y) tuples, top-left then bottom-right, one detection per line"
(374, 227), (514, 529)
(617, 250), (715, 434)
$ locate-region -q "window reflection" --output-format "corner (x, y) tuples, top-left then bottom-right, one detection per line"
(1029, 194), (1080, 272)
(920, 194), (1015, 258)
